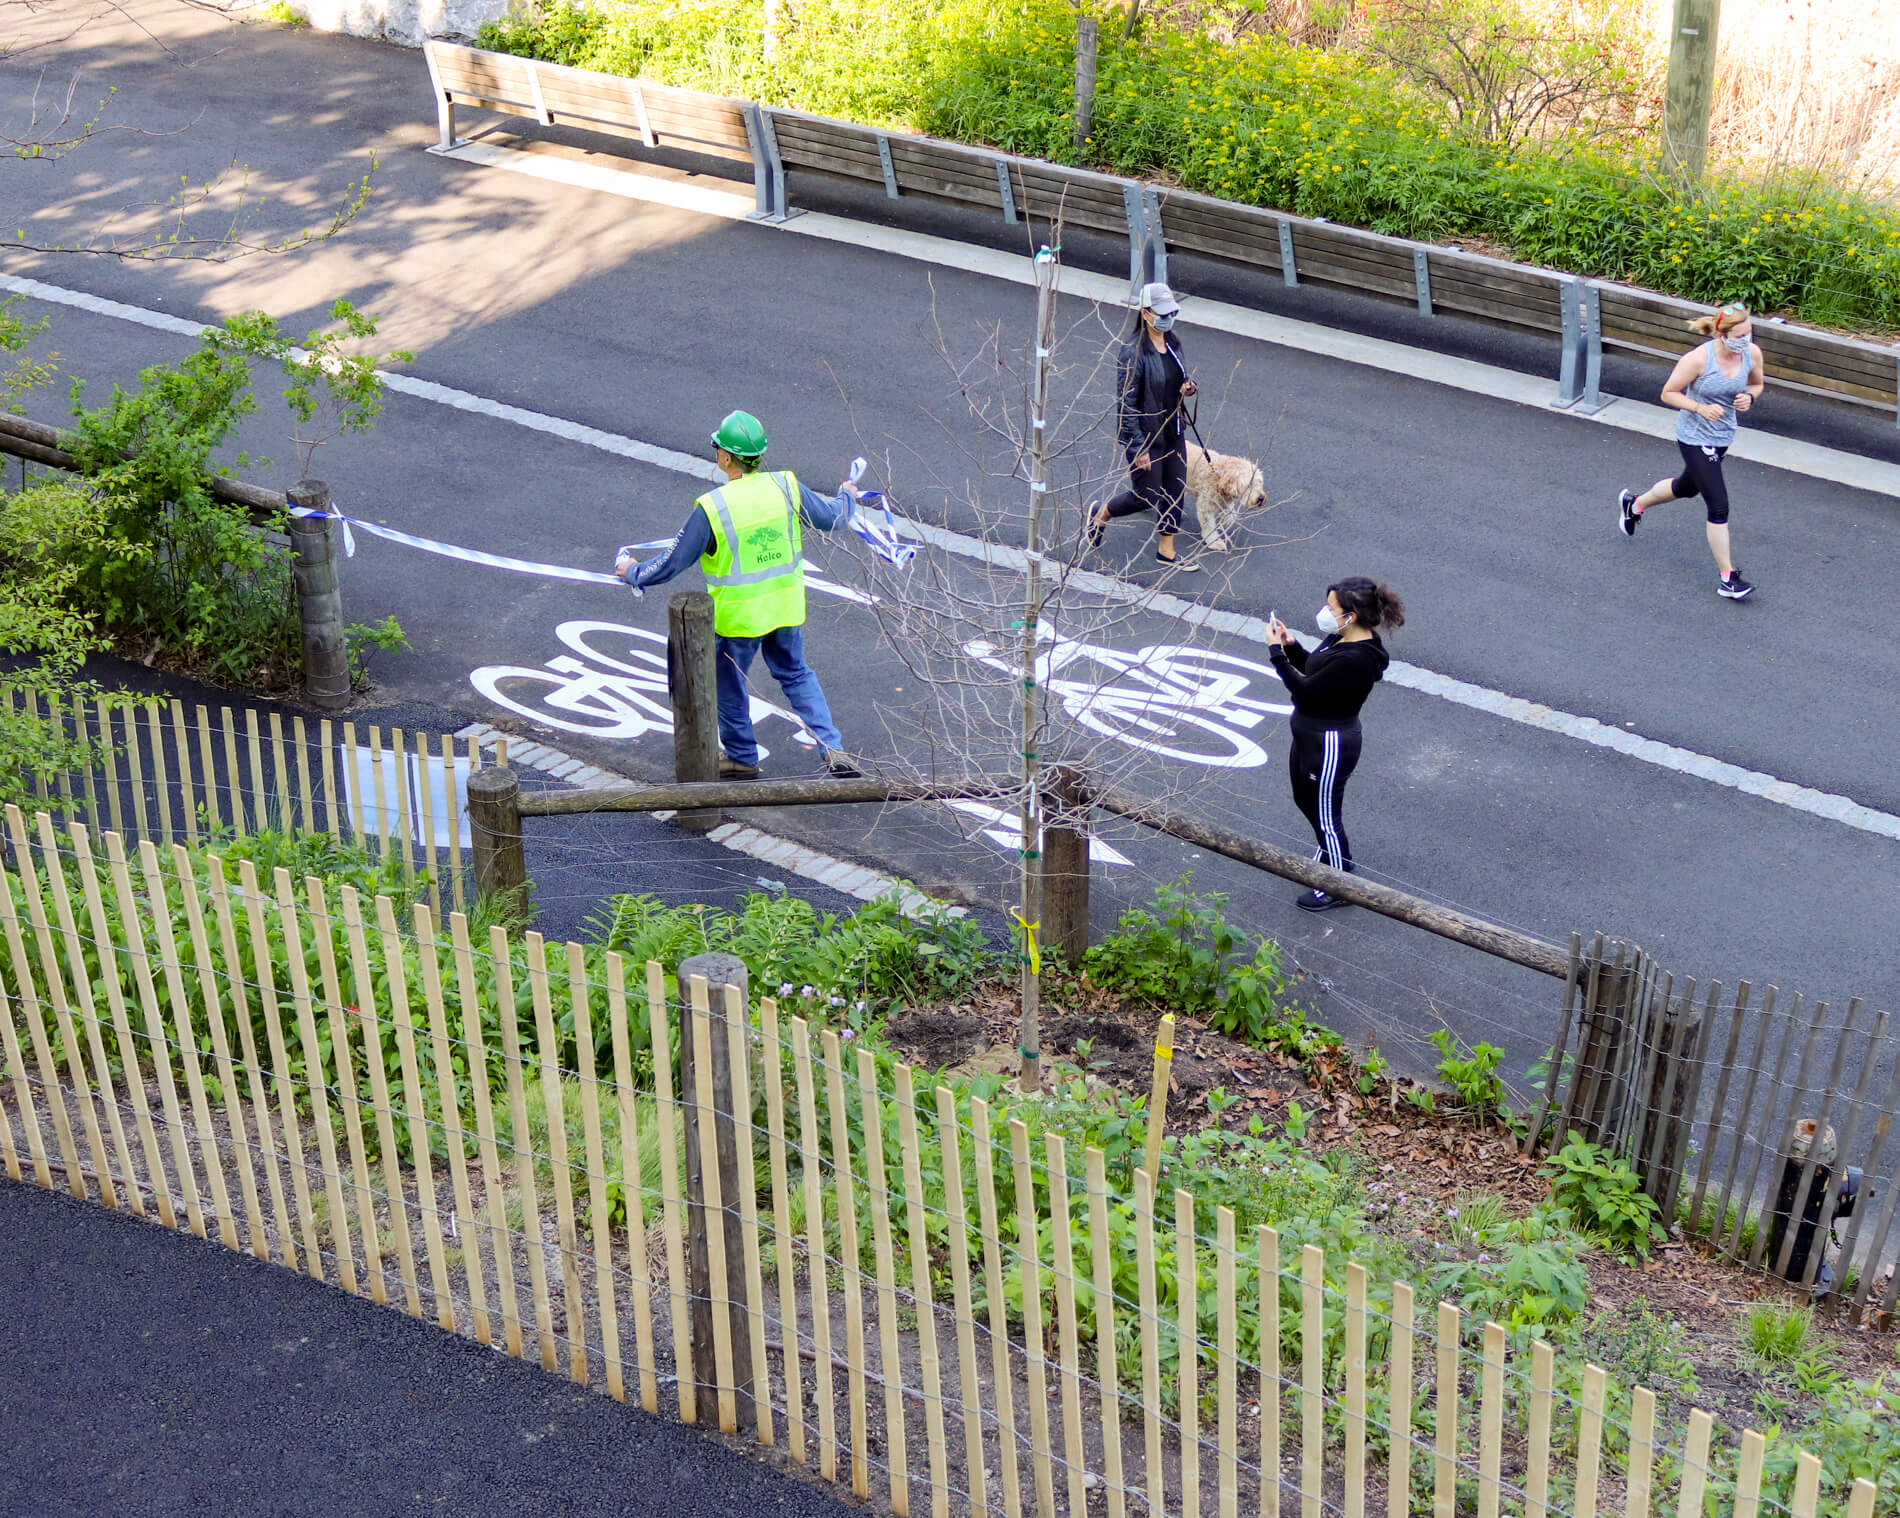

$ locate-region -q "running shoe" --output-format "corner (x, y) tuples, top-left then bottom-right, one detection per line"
(1296, 888), (1352, 913)
(1617, 489), (1640, 537)
(1083, 506), (1106, 550)
(1717, 568), (1755, 601)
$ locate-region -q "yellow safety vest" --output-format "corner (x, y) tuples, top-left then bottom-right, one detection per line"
(696, 469), (807, 638)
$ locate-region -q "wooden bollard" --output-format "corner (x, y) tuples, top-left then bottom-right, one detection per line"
(679, 952), (753, 1431)
(1040, 765), (1091, 967)
(287, 479), (350, 712)
(667, 592), (721, 832)
(466, 764), (526, 912)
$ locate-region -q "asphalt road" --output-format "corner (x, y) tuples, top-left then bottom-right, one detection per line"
(5, 1), (1900, 1079)
(0, 1178), (858, 1518)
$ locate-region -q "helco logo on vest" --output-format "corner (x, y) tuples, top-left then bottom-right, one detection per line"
(742, 523), (789, 565)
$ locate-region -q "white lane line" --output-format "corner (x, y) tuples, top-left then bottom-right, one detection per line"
(435, 140), (1900, 504)
(9, 267), (1900, 845)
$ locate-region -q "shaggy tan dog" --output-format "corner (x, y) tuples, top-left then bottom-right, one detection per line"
(1187, 442), (1268, 552)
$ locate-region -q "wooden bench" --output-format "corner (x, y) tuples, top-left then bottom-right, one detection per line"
(1596, 280), (1900, 418)
(423, 42), (774, 207)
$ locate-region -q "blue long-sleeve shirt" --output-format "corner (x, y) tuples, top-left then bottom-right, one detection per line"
(625, 473), (851, 592)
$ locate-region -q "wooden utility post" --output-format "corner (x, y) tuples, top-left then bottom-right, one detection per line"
(466, 764), (526, 912)
(287, 479), (350, 712)
(1039, 766), (1091, 967)
(679, 955), (753, 1431)
(668, 591), (721, 831)
(1662, 0), (1721, 182)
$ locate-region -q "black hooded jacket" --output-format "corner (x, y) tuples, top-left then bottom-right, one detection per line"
(1116, 328), (1190, 456)
(1269, 633), (1391, 725)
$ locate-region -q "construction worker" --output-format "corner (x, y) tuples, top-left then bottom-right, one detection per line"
(615, 410), (862, 779)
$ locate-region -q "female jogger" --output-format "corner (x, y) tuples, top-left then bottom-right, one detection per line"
(1617, 301), (1765, 600)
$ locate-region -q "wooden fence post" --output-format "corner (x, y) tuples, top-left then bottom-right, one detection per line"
(668, 592), (721, 832)
(1040, 765), (1090, 967)
(286, 480), (350, 713)
(466, 765), (526, 911)
(1559, 943), (1634, 1146)
(679, 952), (753, 1428)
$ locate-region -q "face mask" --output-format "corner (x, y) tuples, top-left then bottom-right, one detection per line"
(1316, 604), (1343, 634)
(1150, 312), (1175, 332)
(1723, 332), (1750, 354)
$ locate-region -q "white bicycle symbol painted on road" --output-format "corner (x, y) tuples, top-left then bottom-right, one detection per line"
(961, 627), (1291, 768)
(471, 621), (1291, 769)
(469, 620), (816, 755)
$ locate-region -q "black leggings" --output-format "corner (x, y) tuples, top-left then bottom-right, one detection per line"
(1289, 717), (1362, 871)
(1104, 437), (1187, 536)
(1669, 441), (1731, 525)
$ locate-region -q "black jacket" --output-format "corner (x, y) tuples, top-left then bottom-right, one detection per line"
(1269, 633), (1390, 725)
(1116, 330), (1190, 456)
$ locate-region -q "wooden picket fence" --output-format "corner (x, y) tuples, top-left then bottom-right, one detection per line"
(6, 685), (480, 909)
(0, 807), (1876, 1518)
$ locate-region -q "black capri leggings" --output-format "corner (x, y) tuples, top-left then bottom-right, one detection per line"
(1104, 437), (1187, 536)
(1289, 716), (1362, 872)
(1670, 441), (1731, 525)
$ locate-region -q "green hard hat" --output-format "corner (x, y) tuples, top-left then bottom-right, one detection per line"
(710, 410), (768, 459)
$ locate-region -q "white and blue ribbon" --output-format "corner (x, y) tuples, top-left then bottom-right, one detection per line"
(287, 467), (917, 586)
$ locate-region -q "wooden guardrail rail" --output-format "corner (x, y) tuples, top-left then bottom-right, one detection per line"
(423, 41), (1900, 434)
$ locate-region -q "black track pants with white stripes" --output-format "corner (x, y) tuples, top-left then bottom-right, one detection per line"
(1288, 716), (1362, 872)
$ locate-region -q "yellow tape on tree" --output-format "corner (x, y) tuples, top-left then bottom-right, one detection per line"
(1012, 912), (1042, 976)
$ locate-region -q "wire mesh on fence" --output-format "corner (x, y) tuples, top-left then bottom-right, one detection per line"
(1539, 933), (1900, 1319)
(1, 808), (1873, 1518)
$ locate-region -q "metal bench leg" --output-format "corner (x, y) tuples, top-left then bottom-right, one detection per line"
(741, 104), (798, 223)
(1576, 282), (1612, 416)
(1123, 183), (1147, 298)
(1553, 278), (1584, 409)
(1143, 188), (1167, 289)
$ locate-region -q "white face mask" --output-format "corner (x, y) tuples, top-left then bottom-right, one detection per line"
(1723, 332), (1751, 354)
(1316, 604), (1343, 634)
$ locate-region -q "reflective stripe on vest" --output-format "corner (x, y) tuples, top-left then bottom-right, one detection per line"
(696, 469), (807, 637)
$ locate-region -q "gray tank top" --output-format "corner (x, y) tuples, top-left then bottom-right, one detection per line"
(1676, 341), (1750, 447)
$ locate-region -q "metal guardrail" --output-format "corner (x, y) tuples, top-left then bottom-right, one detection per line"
(424, 42), (1900, 434)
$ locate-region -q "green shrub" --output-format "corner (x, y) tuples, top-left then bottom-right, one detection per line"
(1427, 1028), (1509, 1121)
(1541, 1131), (1665, 1258)
(480, 0), (1900, 333)
(1579, 1299), (1700, 1404)
(1082, 877), (1326, 1056)
(587, 886), (996, 1012)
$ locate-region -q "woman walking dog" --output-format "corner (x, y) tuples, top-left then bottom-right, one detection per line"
(1617, 301), (1765, 600)
(1086, 282), (1199, 571)
(1265, 578), (1405, 912)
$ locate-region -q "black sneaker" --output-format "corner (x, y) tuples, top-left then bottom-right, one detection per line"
(1296, 888), (1352, 913)
(1717, 568), (1754, 600)
(1617, 489), (1639, 537)
(718, 755), (762, 780)
(1083, 507), (1106, 550)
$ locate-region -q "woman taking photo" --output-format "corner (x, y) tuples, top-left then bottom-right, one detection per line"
(1617, 301), (1765, 600)
(1265, 578), (1406, 911)
(1085, 281), (1198, 571)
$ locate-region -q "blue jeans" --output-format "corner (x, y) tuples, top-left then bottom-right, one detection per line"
(714, 626), (843, 767)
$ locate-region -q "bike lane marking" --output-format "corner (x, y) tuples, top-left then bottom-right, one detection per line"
(11, 270), (1900, 845)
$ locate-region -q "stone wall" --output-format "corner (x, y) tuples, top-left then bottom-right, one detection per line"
(225, 0), (515, 47)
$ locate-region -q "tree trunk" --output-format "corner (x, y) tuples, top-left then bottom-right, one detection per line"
(1074, 17), (1099, 156)
(1016, 248), (1059, 1094)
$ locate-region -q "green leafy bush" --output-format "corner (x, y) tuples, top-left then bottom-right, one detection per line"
(1542, 1131), (1665, 1258)
(587, 886), (995, 1011)
(479, 0), (1900, 333)
(1427, 1028), (1509, 1121)
(1082, 877), (1325, 1055)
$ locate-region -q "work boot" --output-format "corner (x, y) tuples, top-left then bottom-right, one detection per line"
(718, 754), (762, 780)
